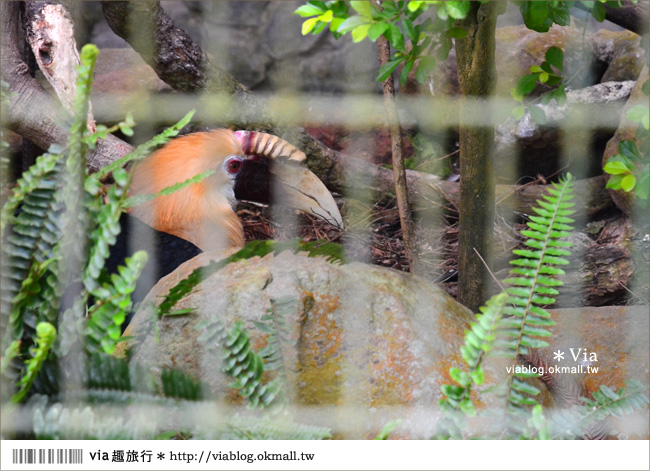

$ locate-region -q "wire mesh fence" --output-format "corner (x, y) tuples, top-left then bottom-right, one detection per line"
(1, 1), (648, 441)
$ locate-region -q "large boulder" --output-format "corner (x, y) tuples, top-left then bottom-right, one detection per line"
(116, 250), (648, 438)
(117, 250), (490, 438)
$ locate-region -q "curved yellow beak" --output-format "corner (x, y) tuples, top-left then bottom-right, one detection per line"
(271, 162), (344, 229)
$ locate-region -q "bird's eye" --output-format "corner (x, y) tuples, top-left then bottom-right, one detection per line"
(225, 156), (243, 175)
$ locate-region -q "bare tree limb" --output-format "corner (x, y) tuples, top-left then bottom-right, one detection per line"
(1, 1), (133, 172)
(574, 0), (649, 35)
(376, 34), (419, 273)
(100, 0), (253, 100)
(25, 1), (95, 131)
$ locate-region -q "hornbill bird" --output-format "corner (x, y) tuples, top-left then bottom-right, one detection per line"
(106, 129), (343, 318)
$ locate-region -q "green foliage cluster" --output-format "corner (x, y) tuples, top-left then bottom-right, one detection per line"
(296, 0), (467, 86)
(197, 318), (283, 408)
(436, 174), (649, 439)
(517, 1), (610, 33)
(603, 81), (650, 202)
(511, 46), (566, 124)
(297, 1), (614, 89)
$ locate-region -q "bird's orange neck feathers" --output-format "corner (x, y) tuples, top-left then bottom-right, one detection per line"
(129, 130), (245, 252)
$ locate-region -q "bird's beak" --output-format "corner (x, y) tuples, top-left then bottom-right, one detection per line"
(270, 162), (344, 229)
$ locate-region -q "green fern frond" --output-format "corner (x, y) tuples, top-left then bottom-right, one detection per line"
(256, 296), (300, 373)
(196, 319), (282, 409)
(123, 168), (215, 208)
(87, 353), (131, 392)
(11, 322), (56, 403)
(497, 174), (575, 431)
(90, 110), (195, 182)
(295, 239), (346, 265)
(1, 156), (66, 342)
(435, 292), (508, 439)
(158, 239), (344, 316)
(0, 151), (63, 235)
(1, 340), (21, 376)
(253, 296), (305, 405)
(85, 251), (148, 355)
(549, 380), (649, 439)
(161, 368), (204, 401)
(215, 416), (331, 440)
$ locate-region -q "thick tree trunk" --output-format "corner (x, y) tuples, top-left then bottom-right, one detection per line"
(454, 2), (499, 313)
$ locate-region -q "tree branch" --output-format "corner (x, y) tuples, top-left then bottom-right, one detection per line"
(574, 0), (649, 35)
(25, 1), (95, 131)
(376, 34), (419, 273)
(1, 1), (133, 172)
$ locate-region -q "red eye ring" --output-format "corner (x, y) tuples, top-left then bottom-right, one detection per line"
(225, 156), (243, 175)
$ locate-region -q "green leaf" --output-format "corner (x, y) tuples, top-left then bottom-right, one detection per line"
(399, 58), (415, 86)
(314, 22), (328, 35)
(549, 3), (571, 25)
(376, 57), (405, 82)
(516, 73), (539, 96)
(529, 105), (547, 125)
(337, 15), (368, 33)
(118, 122), (134, 137)
(470, 368), (484, 385)
(545, 46), (564, 71)
(512, 105), (526, 120)
(592, 1), (606, 21)
(459, 399), (476, 416)
(445, 1), (471, 19)
(350, 1), (372, 18)
(539, 72), (549, 83)
(604, 160), (632, 175)
(318, 10), (333, 22)
(330, 17), (344, 32)
(447, 27), (468, 39)
(301, 17), (319, 35)
(605, 174), (624, 190)
(352, 23), (371, 42)
(373, 420), (403, 440)
(408, 1), (423, 12)
(620, 174), (636, 192)
(626, 104), (649, 124)
(521, 1), (552, 32)
(619, 140), (642, 160)
(402, 18), (416, 41)
(387, 23), (405, 51)
(294, 4), (325, 17)
(368, 22), (389, 40)
(112, 167), (129, 186)
(415, 56), (436, 83)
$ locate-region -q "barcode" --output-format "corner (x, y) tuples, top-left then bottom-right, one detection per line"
(12, 449), (83, 465)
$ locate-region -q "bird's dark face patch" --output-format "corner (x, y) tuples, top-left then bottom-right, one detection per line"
(234, 155), (272, 204)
